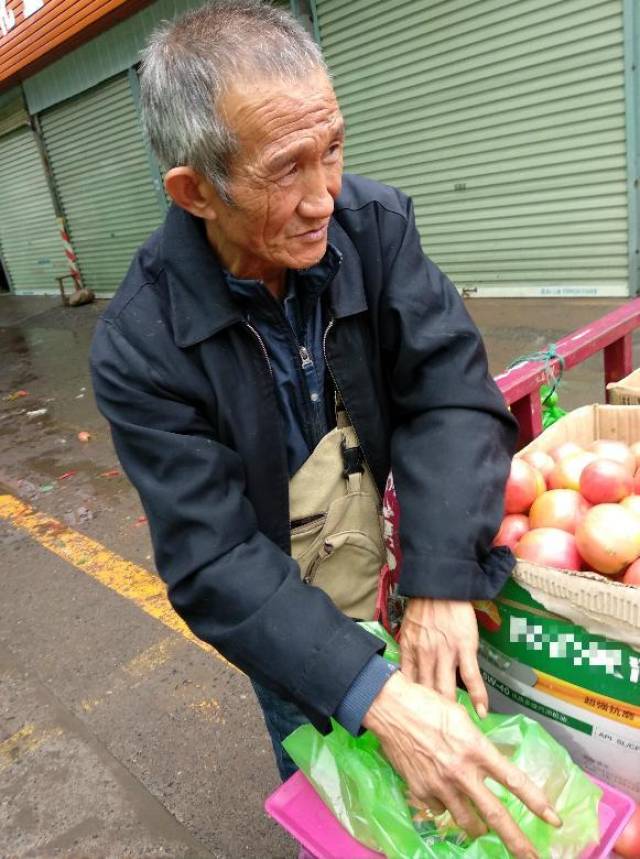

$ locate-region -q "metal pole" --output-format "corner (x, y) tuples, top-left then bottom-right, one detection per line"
(30, 112), (83, 289)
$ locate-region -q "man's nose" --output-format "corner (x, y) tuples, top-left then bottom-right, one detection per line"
(297, 166), (336, 221)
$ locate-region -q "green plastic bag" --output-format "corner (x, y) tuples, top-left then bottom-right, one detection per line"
(283, 623), (601, 859)
(541, 383), (567, 429)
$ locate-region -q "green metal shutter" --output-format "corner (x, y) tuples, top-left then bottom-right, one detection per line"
(317, 0), (629, 297)
(39, 73), (165, 295)
(0, 127), (67, 294)
(0, 88), (29, 137)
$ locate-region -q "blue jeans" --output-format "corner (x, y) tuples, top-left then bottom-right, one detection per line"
(251, 680), (310, 782)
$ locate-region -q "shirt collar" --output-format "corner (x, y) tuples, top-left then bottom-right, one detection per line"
(225, 243), (342, 308)
(162, 204), (368, 348)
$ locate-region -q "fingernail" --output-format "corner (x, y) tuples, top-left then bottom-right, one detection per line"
(476, 703), (488, 719)
(543, 807), (562, 827)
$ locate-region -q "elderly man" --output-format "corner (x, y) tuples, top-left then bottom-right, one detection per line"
(90, 2), (560, 856)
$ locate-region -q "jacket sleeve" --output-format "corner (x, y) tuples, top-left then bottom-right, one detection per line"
(380, 196), (518, 600)
(90, 318), (383, 729)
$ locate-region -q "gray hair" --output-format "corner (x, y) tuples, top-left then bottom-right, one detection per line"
(139, 1), (328, 202)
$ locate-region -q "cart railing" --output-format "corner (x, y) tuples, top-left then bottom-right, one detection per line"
(494, 297), (640, 448)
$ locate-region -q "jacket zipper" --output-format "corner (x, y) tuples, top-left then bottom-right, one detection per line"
(322, 318), (382, 501)
(299, 345), (314, 369)
(245, 321), (273, 377)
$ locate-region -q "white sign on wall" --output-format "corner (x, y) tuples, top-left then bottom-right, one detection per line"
(0, 0), (45, 37)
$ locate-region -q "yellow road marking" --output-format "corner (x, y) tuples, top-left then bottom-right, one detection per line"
(123, 635), (181, 679)
(0, 724), (63, 771)
(0, 495), (235, 671)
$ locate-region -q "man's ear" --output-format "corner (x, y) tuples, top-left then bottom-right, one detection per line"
(164, 167), (220, 220)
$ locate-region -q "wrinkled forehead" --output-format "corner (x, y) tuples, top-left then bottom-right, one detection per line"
(220, 72), (343, 163)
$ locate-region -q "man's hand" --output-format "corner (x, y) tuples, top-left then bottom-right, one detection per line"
(363, 672), (560, 859)
(401, 597), (488, 718)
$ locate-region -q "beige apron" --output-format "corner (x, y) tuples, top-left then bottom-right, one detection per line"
(289, 405), (385, 620)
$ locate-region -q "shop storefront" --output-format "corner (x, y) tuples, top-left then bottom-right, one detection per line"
(315, 0), (639, 298)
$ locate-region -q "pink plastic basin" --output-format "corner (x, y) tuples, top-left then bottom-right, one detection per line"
(265, 770), (635, 859)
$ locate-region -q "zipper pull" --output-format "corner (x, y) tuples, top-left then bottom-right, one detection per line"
(299, 345), (314, 369)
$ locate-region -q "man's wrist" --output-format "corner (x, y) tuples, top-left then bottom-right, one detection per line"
(361, 670), (408, 735)
(334, 654), (398, 736)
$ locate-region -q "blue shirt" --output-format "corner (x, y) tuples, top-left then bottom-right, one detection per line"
(225, 248), (396, 735)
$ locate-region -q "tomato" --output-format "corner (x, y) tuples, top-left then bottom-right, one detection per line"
(575, 504), (640, 575)
(622, 558), (640, 587)
(621, 495), (640, 519)
(492, 514), (529, 551)
(549, 441), (584, 463)
(579, 459), (633, 504)
(589, 440), (636, 475)
(634, 468), (640, 495)
(548, 452), (597, 491)
(614, 805), (640, 859)
(504, 459), (545, 514)
(514, 528), (583, 571)
(529, 489), (590, 534)
(521, 451), (555, 483)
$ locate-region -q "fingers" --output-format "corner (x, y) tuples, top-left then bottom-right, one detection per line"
(435, 786), (487, 841)
(459, 648), (489, 718)
(417, 650), (436, 691)
(466, 779), (539, 859)
(434, 651), (456, 701)
(406, 791), (446, 817)
(477, 738), (561, 829)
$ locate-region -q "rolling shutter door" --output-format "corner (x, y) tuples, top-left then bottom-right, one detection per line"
(317, 0), (629, 297)
(39, 73), (165, 296)
(0, 126), (67, 294)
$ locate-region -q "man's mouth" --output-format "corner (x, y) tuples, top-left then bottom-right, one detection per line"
(295, 223), (329, 242)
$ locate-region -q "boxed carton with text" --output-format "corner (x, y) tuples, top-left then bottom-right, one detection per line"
(476, 405), (640, 800)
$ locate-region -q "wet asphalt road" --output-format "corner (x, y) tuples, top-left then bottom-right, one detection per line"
(0, 292), (635, 858)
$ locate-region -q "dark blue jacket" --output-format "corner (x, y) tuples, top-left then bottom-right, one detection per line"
(90, 174), (517, 731)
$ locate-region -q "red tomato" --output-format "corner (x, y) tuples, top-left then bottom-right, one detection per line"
(622, 558), (640, 587)
(521, 450), (555, 482)
(575, 504), (640, 575)
(514, 528), (583, 571)
(529, 489), (590, 534)
(621, 495), (640, 519)
(504, 459), (545, 514)
(579, 459), (633, 504)
(492, 514), (529, 551)
(548, 452), (597, 491)
(549, 441), (584, 463)
(615, 805), (640, 859)
(589, 439), (636, 475)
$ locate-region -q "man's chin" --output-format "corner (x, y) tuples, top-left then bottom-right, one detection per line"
(287, 242), (329, 271)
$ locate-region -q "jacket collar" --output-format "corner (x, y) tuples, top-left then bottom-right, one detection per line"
(162, 204), (368, 348)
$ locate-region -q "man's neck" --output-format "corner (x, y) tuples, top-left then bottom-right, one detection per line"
(205, 220), (286, 300)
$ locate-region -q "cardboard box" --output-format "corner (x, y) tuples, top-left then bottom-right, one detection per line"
(607, 369), (640, 405)
(477, 405), (640, 800)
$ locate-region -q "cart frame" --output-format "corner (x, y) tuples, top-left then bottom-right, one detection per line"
(494, 297), (640, 448)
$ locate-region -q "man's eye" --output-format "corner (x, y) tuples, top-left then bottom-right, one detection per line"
(284, 163), (298, 176)
(326, 142), (342, 160)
